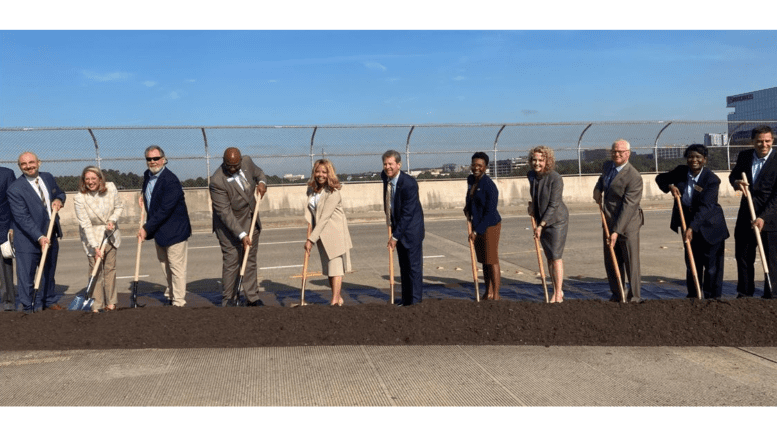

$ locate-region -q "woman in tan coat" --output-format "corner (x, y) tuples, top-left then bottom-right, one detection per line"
(73, 166), (124, 312)
(303, 159), (353, 306)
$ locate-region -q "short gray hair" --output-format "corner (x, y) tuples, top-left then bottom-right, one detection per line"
(382, 149), (401, 163)
(145, 145), (166, 157)
(611, 139), (630, 150)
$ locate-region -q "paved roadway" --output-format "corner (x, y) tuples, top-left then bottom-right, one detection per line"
(4, 199), (777, 410)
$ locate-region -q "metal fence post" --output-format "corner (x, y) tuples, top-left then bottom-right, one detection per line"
(493, 125), (506, 179)
(405, 126), (415, 174)
(88, 128), (101, 170)
(577, 123), (593, 176)
(654, 122), (673, 173)
(310, 126), (318, 170)
(201, 128), (210, 187)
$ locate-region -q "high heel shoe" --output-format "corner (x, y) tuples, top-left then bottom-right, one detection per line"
(331, 297), (344, 307)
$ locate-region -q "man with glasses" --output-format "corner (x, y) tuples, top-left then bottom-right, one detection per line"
(209, 147), (267, 306)
(729, 125), (777, 299)
(138, 145), (192, 307)
(593, 139), (645, 303)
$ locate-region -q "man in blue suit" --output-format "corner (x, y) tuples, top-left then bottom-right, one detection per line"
(1, 165), (17, 311)
(381, 150), (425, 305)
(138, 145), (192, 307)
(8, 152), (66, 312)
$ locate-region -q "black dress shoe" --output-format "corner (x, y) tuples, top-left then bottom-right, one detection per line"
(164, 298), (173, 306)
(608, 295), (620, 302)
(247, 299), (263, 307)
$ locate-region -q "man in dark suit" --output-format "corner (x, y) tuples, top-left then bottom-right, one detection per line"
(7, 152), (66, 312)
(593, 139), (644, 303)
(381, 150), (425, 305)
(138, 145), (192, 307)
(209, 147), (267, 306)
(1, 165), (18, 311)
(656, 144), (729, 299)
(729, 125), (777, 299)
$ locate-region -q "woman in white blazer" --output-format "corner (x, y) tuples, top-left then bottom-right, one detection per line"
(73, 166), (124, 312)
(303, 159), (353, 306)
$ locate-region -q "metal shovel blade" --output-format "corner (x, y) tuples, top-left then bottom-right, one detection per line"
(67, 294), (85, 311)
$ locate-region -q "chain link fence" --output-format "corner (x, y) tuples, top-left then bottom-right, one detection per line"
(1, 121), (774, 190)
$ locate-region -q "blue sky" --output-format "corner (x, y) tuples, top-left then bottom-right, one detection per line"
(2, 27), (776, 128)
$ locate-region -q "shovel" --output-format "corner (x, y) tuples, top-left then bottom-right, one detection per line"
(741, 172), (773, 293)
(466, 218), (480, 302)
(672, 190), (703, 299)
(294, 223), (313, 307)
(68, 229), (116, 311)
(529, 214), (550, 303)
(131, 201), (146, 308)
(233, 191), (262, 306)
(599, 201), (627, 303)
(31, 209), (58, 312)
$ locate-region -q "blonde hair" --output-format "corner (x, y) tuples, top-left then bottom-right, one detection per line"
(307, 159), (342, 192)
(528, 146), (556, 174)
(79, 166), (108, 194)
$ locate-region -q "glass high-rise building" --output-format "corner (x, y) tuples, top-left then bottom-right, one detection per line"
(726, 86), (777, 145)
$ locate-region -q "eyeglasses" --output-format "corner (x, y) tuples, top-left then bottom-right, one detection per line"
(146, 156), (163, 162)
(611, 150), (629, 155)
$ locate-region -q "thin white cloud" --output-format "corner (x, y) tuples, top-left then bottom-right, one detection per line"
(184, 79), (196, 83)
(82, 70), (132, 82)
(364, 61), (387, 71)
(167, 91), (180, 100)
(267, 79), (279, 83)
(143, 81), (157, 87)
(453, 76), (466, 81)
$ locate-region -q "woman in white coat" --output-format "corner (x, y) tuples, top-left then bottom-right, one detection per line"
(303, 159), (353, 306)
(73, 166), (124, 312)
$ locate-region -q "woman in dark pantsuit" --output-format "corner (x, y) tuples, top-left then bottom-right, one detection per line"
(464, 152), (502, 300)
(528, 146), (569, 303)
(655, 144), (729, 299)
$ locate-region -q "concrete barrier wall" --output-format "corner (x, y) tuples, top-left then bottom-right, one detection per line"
(55, 171), (740, 238)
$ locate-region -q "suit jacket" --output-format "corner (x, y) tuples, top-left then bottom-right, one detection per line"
(141, 167), (192, 247)
(729, 148), (777, 232)
(73, 181), (124, 255)
(528, 170), (568, 227)
(593, 161), (644, 236)
(381, 170), (424, 247)
(7, 172), (66, 254)
(304, 187), (353, 261)
(465, 174), (501, 234)
(656, 166), (729, 245)
(0, 166), (16, 245)
(209, 155), (266, 240)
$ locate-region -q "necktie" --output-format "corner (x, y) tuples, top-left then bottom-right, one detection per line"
(384, 182), (391, 224)
(604, 166), (617, 191)
(753, 158), (765, 184)
(35, 178), (48, 213)
(390, 181), (395, 217)
(239, 171), (250, 194)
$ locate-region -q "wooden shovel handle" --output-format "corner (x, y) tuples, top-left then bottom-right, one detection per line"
(33, 209), (59, 290)
(530, 215), (550, 303)
(240, 192), (262, 277)
(467, 219), (480, 302)
(300, 223), (312, 303)
(672, 191), (702, 298)
(599, 203), (626, 303)
(742, 172), (770, 277)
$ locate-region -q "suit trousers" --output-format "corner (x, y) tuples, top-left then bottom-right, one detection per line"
(603, 231), (641, 301)
(734, 227), (776, 298)
(216, 229), (260, 305)
(685, 234), (725, 299)
(396, 240), (423, 305)
(16, 241), (59, 311)
(1, 256), (14, 309)
(155, 239), (188, 306)
(86, 243), (118, 310)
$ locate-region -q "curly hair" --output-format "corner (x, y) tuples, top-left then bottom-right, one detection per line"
(78, 166), (108, 194)
(528, 146), (556, 174)
(307, 159), (342, 192)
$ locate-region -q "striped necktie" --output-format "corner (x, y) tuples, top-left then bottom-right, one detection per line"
(35, 178), (49, 213)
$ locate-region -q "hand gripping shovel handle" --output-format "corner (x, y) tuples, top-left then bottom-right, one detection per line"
(132, 202), (145, 308)
(83, 229), (117, 310)
(235, 192), (262, 304)
(466, 219), (480, 302)
(599, 202), (627, 303)
(529, 214), (550, 303)
(741, 173), (772, 291)
(672, 191), (702, 299)
(299, 223), (312, 306)
(32, 209), (59, 311)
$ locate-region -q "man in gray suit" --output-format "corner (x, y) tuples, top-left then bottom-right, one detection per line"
(210, 147), (267, 306)
(593, 139), (645, 302)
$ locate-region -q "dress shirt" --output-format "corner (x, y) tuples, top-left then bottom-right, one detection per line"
(145, 166), (165, 208)
(682, 169), (702, 207)
(752, 148), (773, 184)
(25, 175), (51, 218)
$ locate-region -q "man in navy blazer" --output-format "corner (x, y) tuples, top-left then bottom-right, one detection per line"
(381, 150), (425, 305)
(729, 125), (777, 299)
(7, 152), (66, 312)
(656, 144), (729, 299)
(1, 165), (18, 311)
(138, 145), (192, 307)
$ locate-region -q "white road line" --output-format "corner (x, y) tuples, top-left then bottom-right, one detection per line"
(423, 255), (445, 259)
(260, 264), (303, 270)
(117, 275), (149, 279)
(189, 240), (306, 250)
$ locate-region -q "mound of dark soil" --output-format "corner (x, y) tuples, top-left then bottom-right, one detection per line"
(1, 298), (776, 350)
